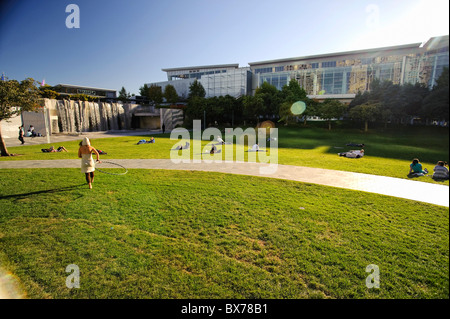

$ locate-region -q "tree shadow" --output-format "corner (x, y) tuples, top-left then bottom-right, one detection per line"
(0, 184), (86, 201)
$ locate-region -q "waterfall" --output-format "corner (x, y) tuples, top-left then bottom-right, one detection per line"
(46, 99), (130, 133)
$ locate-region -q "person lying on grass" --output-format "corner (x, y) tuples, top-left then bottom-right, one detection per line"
(137, 137), (155, 145)
(41, 146), (68, 152)
(338, 149), (364, 158)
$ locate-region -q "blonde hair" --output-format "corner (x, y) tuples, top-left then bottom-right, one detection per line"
(81, 137), (91, 146)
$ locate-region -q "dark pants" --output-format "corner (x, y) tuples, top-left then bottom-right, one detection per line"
(19, 136), (24, 144)
(85, 172), (94, 184)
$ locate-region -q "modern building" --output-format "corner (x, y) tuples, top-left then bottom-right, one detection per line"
(152, 64), (252, 99)
(148, 35), (449, 104)
(249, 35), (449, 101)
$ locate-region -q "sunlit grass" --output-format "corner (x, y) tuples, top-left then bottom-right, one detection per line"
(2, 126), (448, 184)
(0, 168), (448, 298)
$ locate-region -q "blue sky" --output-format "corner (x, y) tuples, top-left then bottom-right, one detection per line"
(1, 0), (448, 95)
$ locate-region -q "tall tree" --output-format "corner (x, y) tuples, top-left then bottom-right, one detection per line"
(188, 80), (206, 99)
(118, 86), (130, 102)
(349, 101), (381, 132)
(185, 80), (206, 126)
(0, 77), (41, 156)
(255, 81), (281, 119)
(164, 84), (179, 105)
(148, 84), (163, 106)
(139, 84), (149, 98)
(242, 95), (264, 124)
(279, 79), (310, 125)
(421, 66), (449, 122)
(317, 99), (348, 130)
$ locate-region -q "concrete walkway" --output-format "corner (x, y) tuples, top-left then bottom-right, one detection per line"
(0, 158), (448, 207)
(1, 130), (448, 207)
(2, 129), (161, 148)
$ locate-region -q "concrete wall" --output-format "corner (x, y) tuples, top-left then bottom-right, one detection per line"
(139, 116), (160, 129)
(21, 110), (49, 136)
(0, 114), (22, 138)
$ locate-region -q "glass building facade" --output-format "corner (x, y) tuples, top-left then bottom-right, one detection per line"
(155, 64), (252, 99)
(250, 36), (449, 95)
(152, 36), (448, 100)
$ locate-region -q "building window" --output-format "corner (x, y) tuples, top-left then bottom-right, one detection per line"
(311, 63), (319, 69)
(255, 67), (273, 74)
(322, 61), (337, 68)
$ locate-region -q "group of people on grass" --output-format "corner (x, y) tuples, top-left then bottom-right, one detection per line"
(409, 158), (449, 180)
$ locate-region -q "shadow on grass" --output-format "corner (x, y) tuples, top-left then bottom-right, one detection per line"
(277, 126), (449, 163)
(0, 184), (86, 201)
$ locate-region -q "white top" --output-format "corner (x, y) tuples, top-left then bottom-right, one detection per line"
(81, 153), (95, 173)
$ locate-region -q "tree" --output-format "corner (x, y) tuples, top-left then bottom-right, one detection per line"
(118, 86), (130, 102)
(148, 85), (163, 106)
(279, 79), (309, 125)
(255, 81), (281, 119)
(242, 95), (264, 124)
(139, 84), (149, 98)
(278, 101), (294, 125)
(0, 77), (41, 156)
(281, 79), (307, 102)
(39, 85), (60, 99)
(349, 91), (370, 108)
(349, 101), (381, 132)
(185, 96), (206, 126)
(317, 99), (348, 130)
(421, 66), (449, 122)
(188, 80), (206, 99)
(164, 84), (179, 105)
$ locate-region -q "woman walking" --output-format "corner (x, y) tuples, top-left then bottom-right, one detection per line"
(78, 137), (100, 189)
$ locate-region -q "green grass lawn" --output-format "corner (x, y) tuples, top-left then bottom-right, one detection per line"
(2, 126), (448, 185)
(0, 168), (448, 299)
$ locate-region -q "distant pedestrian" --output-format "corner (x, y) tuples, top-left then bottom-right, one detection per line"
(18, 126), (25, 145)
(162, 123), (166, 134)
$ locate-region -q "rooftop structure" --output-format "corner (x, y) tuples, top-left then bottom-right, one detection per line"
(53, 84), (117, 99)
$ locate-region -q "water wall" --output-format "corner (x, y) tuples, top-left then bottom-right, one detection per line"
(44, 99), (132, 133)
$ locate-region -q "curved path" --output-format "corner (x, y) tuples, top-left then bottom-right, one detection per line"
(0, 159), (448, 207)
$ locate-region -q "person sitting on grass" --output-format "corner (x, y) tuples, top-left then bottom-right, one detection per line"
(41, 146), (68, 153)
(210, 144), (217, 154)
(408, 158), (428, 176)
(432, 161), (449, 180)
